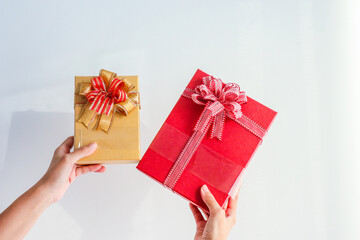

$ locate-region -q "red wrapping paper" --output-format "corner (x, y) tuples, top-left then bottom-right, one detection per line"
(137, 69), (277, 212)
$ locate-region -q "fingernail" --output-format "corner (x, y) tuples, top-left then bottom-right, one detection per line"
(89, 143), (97, 149)
(202, 185), (209, 192)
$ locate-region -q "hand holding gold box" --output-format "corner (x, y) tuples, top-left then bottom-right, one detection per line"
(74, 69), (140, 164)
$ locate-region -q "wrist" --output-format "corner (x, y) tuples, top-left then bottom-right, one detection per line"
(33, 179), (56, 205)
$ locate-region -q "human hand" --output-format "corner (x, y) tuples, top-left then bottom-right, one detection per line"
(38, 136), (106, 203)
(189, 185), (239, 240)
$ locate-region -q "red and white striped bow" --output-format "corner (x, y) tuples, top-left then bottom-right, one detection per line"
(183, 76), (247, 140)
(85, 77), (127, 116)
(191, 76), (247, 119)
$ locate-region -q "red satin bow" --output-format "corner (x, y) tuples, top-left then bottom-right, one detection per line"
(85, 77), (127, 116)
(187, 76), (247, 140)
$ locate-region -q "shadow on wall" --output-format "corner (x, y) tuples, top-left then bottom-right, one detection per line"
(0, 111), (152, 240)
(0, 111), (74, 203)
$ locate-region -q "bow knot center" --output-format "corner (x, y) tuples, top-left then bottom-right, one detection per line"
(192, 77), (247, 119)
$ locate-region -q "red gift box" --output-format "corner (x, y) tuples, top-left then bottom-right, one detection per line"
(137, 69), (277, 212)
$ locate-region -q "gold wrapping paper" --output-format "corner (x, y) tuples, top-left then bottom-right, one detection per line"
(74, 75), (140, 164)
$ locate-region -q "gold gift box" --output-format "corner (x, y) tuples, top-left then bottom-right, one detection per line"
(74, 74), (140, 164)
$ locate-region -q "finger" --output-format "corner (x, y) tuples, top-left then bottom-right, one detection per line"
(55, 136), (74, 155)
(75, 164), (103, 178)
(226, 190), (240, 217)
(200, 185), (221, 214)
(69, 165), (77, 184)
(200, 208), (209, 220)
(189, 203), (205, 223)
(68, 143), (97, 163)
(95, 165), (106, 173)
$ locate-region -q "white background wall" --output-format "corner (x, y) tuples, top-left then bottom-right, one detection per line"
(0, 0), (359, 239)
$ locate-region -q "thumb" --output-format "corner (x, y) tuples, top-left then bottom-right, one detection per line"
(200, 185), (221, 213)
(68, 143), (97, 163)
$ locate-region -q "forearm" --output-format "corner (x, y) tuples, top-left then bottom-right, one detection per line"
(0, 182), (52, 240)
(0, 137), (101, 240)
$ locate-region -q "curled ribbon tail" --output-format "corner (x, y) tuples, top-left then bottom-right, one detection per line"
(211, 110), (226, 140)
(77, 102), (98, 128)
(98, 106), (116, 132)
